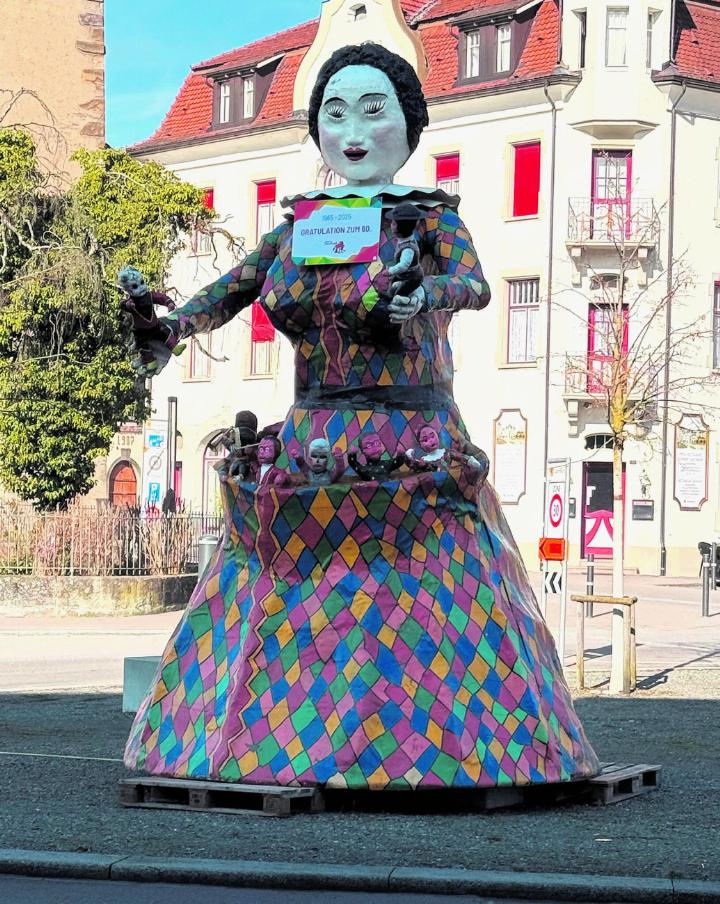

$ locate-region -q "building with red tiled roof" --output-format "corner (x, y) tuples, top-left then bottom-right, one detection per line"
(121, 0), (720, 578)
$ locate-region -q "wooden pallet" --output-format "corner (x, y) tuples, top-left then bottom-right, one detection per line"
(119, 777), (324, 818)
(585, 762), (662, 806)
(472, 762), (662, 811)
(119, 763), (660, 817)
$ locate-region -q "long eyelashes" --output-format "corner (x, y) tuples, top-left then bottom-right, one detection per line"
(323, 101), (386, 119)
(364, 100), (385, 115)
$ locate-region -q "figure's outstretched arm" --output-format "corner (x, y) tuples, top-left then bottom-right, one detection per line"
(163, 223), (289, 342)
(422, 207), (491, 313)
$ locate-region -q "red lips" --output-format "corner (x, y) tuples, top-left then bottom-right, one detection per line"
(344, 147), (368, 161)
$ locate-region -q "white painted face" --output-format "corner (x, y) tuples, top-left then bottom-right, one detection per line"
(317, 65), (411, 186)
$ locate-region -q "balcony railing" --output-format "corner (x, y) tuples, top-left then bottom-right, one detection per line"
(567, 198), (660, 246)
(564, 354), (659, 400)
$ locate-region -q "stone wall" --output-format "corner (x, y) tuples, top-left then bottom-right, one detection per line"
(0, 574), (196, 617)
(0, 0), (105, 179)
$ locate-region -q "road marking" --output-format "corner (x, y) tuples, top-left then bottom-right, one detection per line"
(0, 750), (122, 763)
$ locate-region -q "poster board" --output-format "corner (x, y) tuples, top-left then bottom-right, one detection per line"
(492, 409), (527, 505)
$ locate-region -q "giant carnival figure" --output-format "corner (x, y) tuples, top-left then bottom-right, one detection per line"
(125, 44), (599, 789)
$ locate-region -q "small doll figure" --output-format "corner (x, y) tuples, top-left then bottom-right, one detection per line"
(118, 267), (185, 373)
(387, 202), (425, 299)
(406, 427), (489, 488)
(406, 425), (447, 471)
(295, 438), (345, 486)
(211, 411), (259, 480)
(255, 434), (288, 487)
(347, 433), (406, 482)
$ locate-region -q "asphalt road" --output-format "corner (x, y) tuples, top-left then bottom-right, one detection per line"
(0, 876), (559, 904)
(1, 679), (719, 884)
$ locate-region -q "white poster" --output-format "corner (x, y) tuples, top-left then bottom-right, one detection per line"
(142, 419), (167, 509)
(493, 410), (527, 504)
(674, 414), (708, 511)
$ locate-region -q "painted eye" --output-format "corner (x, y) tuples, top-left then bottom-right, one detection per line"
(325, 104), (345, 119)
(364, 100), (385, 115)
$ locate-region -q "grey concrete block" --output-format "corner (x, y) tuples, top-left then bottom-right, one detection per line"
(0, 849), (123, 880)
(389, 866), (676, 903)
(111, 856), (392, 890)
(122, 656), (161, 713)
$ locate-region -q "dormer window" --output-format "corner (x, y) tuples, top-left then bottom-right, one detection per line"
(496, 24), (512, 72)
(213, 72), (260, 127)
(458, 3), (539, 84)
(243, 76), (255, 118)
(466, 31), (481, 78)
(219, 81), (231, 124)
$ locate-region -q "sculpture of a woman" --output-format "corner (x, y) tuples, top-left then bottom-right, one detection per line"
(125, 44), (599, 789)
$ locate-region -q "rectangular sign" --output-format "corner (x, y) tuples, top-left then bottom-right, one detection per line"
(292, 198), (382, 266)
(142, 419), (167, 509)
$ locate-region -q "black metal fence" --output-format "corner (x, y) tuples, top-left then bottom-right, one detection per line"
(0, 504), (223, 576)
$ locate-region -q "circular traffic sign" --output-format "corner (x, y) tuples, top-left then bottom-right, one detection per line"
(549, 493), (563, 528)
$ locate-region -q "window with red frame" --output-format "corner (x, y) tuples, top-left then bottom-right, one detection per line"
(587, 302), (629, 393)
(512, 142), (541, 217)
(256, 179), (276, 242)
(435, 153), (460, 195)
(192, 188), (214, 254)
(713, 282), (720, 369)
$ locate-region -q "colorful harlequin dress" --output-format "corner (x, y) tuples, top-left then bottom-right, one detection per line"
(125, 187), (599, 789)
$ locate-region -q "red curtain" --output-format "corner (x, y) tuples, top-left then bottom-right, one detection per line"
(435, 154), (459, 182)
(256, 180), (276, 204)
(251, 303), (275, 342)
(513, 143), (541, 217)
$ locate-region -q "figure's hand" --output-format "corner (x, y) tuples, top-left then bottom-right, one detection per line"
(388, 286), (425, 323)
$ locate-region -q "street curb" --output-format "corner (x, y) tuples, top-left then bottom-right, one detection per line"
(0, 849), (126, 880)
(2, 849), (720, 902)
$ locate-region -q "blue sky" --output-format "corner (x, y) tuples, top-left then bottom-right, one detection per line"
(106, 0), (320, 148)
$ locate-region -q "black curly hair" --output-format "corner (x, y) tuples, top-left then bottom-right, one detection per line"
(308, 43), (429, 156)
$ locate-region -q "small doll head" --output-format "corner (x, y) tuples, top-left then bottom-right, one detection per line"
(118, 266), (148, 298)
(389, 202), (423, 240)
(418, 426), (440, 453)
(308, 438), (332, 474)
(360, 432), (384, 461)
(257, 435), (281, 465)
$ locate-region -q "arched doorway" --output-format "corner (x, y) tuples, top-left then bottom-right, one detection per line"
(109, 462), (138, 507)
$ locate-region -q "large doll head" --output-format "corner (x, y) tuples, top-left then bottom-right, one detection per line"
(308, 43), (429, 186)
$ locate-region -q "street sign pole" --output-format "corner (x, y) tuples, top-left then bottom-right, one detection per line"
(541, 458), (571, 662)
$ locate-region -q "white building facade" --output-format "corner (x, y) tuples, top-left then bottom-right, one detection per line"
(115, 0), (720, 576)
